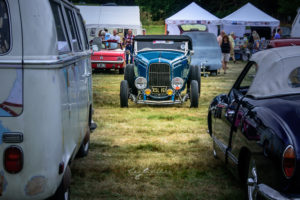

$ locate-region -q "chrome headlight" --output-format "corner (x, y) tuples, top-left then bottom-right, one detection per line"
(171, 77), (184, 90)
(134, 77), (147, 90)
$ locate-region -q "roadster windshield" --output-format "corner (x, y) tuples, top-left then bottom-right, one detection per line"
(136, 40), (187, 51)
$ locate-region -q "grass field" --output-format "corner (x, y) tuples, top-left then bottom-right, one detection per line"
(71, 62), (247, 200)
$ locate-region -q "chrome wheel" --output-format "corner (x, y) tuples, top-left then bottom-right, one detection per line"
(247, 159), (258, 200)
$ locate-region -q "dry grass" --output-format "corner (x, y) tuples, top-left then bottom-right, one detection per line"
(71, 62), (246, 200)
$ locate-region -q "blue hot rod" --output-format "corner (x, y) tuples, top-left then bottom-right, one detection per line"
(208, 46), (300, 199)
(120, 35), (200, 108)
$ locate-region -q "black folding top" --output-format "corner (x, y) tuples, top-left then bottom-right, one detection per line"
(134, 35), (192, 50)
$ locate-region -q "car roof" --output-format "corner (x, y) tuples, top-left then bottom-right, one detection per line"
(134, 35), (192, 50)
(247, 46), (300, 99)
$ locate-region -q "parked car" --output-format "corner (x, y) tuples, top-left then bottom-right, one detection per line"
(120, 35), (200, 108)
(0, 0), (96, 199)
(183, 32), (222, 76)
(267, 38), (300, 48)
(91, 40), (125, 74)
(207, 46), (300, 199)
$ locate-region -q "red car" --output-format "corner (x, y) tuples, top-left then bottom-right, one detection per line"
(91, 40), (125, 74)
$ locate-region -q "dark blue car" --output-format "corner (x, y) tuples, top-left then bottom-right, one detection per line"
(120, 35), (200, 107)
(208, 46), (300, 199)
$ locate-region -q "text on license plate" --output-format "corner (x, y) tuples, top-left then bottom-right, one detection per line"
(97, 63), (106, 68)
(152, 87), (167, 94)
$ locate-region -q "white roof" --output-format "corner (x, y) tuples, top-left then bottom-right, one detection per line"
(222, 3), (279, 26)
(165, 2), (221, 25)
(247, 46), (300, 99)
(77, 5), (142, 29)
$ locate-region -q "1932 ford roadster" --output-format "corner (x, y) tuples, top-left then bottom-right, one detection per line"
(120, 35), (200, 108)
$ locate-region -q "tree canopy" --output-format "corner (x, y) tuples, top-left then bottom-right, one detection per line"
(71, 0), (300, 24)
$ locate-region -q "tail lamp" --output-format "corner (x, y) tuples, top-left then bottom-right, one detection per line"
(4, 146), (23, 174)
(282, 145), (296, 179)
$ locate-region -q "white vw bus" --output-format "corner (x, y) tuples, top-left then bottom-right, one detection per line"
(0, 0), (94, 199)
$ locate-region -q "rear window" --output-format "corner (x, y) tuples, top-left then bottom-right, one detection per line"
(50, 1), (70, 52)
(0, 0), (10, 54)
(288, 67), (300, 88)
(65, 8), (82, 51)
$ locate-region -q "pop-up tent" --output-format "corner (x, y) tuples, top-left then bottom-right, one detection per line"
(77, 5), (142, 41)
(222, 3), (279, 37)
(165, 2), (221, 36)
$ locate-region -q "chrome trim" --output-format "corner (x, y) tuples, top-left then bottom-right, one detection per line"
(212, 135), (227, 154)
(257, 184), (290, 200)
(2, 132), (23, 143)
(20, 54), (91, 69)
(136, 100), (183, 105)
(227, 150), (238, 165)
(92, 60), (124, 64)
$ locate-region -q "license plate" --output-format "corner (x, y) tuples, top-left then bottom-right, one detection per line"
(151, 87), (167, 94)
(97, 63), (105, 68)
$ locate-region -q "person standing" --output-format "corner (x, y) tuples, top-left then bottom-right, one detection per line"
(229, 32), (236, 63)
(274, 28), (282, 39)
(104, 28), (111, 41)
(124, 29), (135, 64)
(110, 29), (121, 43)
(221, 35), (231, 74)
(217, 30), (225, 46)
(92, 30), (104, 51)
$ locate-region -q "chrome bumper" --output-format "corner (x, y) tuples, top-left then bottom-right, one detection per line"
(257, 184), (298, 200)
(131, 94), (189, 105)
(92, 60), (124, 64)
(136, 100), (183, 105)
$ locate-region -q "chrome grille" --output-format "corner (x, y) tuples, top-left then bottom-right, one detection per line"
(148, 63), (170, 87)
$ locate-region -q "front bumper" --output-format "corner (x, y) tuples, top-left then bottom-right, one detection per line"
(136, 99), (183, 105)
(131, 93), (189, 105)
(257, 184), (300, 200)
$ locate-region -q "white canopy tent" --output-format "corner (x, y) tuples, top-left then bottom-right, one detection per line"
(222, 3), (280, 37)
(77, 5), (143, 40)
(165, 2), (221, 36)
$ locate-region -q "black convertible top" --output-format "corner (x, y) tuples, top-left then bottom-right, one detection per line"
(134, 35), (192, 50)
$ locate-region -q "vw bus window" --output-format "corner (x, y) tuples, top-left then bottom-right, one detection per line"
(0, 0), (10, 54)
(50, 1), (71, 52)
(77, 13), (89, 50)
(65, 8), (82, 51)
(288, 67), (300, 88)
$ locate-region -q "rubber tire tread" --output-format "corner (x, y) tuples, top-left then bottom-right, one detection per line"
(190, 80), (199, 108)
(189, 65), (201, 94)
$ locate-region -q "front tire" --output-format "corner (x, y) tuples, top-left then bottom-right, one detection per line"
(120, 80), (129, 108)
(190, 80), (199, 108)
(189, 65), (201, 94)
(124, 64), (137, 94)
